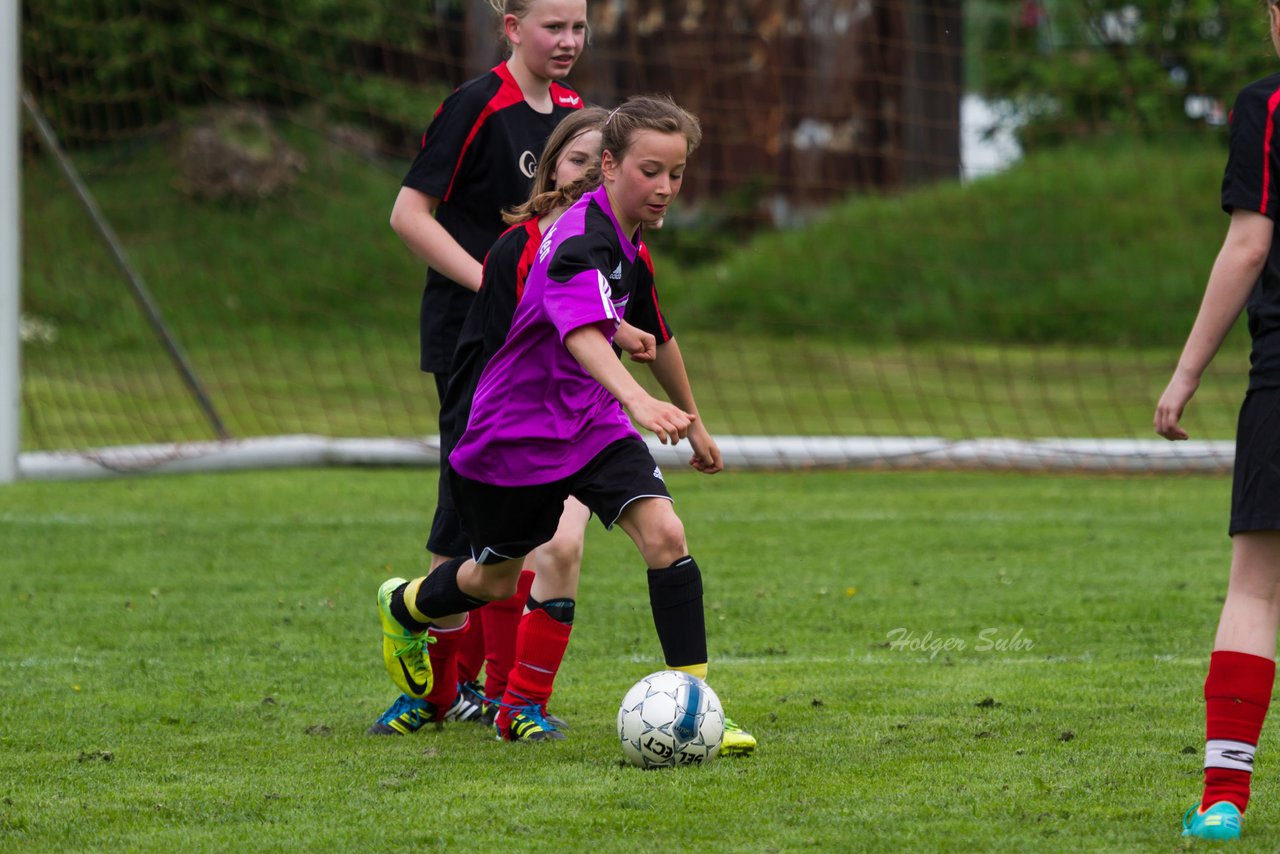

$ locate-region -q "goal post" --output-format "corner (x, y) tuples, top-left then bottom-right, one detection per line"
(0, 1), (19, 485)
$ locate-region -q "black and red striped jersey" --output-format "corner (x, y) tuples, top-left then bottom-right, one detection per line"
(437, 216), (672, 458)
(1223, 73), (1280, 391)
(403, 63), (582, 373)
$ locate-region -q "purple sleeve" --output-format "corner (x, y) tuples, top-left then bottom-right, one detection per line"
(543, 266), (619, 344)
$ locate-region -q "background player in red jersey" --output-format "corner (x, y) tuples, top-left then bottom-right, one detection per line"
(377, 96), (757, 752)
(385, 0), (587, 725)
(1156, 0), (1280, 840)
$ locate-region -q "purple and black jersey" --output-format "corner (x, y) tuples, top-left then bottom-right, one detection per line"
(450, 186), (667, 486)
(1223, 73), (1280, 391)
(440, 216), (672, 463)
(403, 63), (582, 373)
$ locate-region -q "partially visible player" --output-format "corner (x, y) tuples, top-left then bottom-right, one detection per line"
(386, 0), (588, 723)
(1155, 0), (1280, 840)
(376, 95), (757, 752)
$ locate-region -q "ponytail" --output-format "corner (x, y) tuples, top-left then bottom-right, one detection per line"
(505, 165), (601, 224)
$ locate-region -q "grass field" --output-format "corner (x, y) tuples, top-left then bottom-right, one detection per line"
(0, 466), (1268, 851)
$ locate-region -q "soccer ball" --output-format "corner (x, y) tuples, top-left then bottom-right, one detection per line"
(617, 670), (725, 768)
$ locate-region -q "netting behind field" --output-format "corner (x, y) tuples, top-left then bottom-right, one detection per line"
(16, 1), (1259, 476)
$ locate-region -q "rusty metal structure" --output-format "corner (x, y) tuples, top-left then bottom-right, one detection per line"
(469, 0), (963, 219)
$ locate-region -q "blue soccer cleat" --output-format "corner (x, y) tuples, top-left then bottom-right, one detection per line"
(498, 704), (567, 742)
(366, 693), (433, 736)
(1182, 801), (1243, 840)
(365, 686), (486, 735)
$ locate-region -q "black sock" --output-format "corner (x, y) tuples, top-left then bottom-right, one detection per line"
(388, 582), (429, 633)
(399, 557), (488, 623)
(647, 555), (707, 668)
(527, 595), (576, 625)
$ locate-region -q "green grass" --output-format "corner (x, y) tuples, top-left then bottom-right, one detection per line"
(0, 467), (1267, 850)
(662, 133), (1231, 347)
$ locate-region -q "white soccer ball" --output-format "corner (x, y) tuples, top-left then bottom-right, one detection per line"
(617, 670), (725, 768)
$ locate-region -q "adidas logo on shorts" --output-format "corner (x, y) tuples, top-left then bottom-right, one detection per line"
(653, 465), (664, 481)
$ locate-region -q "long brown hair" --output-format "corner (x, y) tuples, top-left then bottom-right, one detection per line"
(503, 106), (608, 223)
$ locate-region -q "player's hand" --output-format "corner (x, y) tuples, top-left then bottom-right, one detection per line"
(627, 395), (694, 446)
(687, 421), (723, 474)
(615, 321), (657, 363)
(1154, 370), (1199, 440)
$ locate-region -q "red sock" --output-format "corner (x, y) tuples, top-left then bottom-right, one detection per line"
(497, 608), (573, 735)
(456, 607), (485, 686)
(1203, 650), (1275, 813)
(423, 617), (468, 719)
(482, 569), (533, 704)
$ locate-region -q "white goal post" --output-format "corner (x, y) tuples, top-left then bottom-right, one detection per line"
(0, 2), (19, 484)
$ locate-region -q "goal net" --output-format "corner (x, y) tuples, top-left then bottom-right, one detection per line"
(15, 0), (1252, 478)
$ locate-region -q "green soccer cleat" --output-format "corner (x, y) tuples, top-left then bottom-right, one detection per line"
(720, 716), (757, 757)
(498, 705), (567, 742)
(1182, 801), (1242, 840)
(377, 577), (433, 699)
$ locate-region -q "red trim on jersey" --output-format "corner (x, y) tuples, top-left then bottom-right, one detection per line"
(515, 219), (543, 304)
(1261, 86), (1280, 213)
(442, 65), (526, 202)
(549, 81), (583, 110)
(637, 243), (670, 341)
(480, 222), (521, 285)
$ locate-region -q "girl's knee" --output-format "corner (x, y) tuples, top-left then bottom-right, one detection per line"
(486, 573), (521, 601)
(646, 512), (687, 562)
(539, 532), (584, 573)
(469, 560), (522, 601)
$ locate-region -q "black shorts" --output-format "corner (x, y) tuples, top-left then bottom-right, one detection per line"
(426, 454), (470, 557)
(426, 370), (470, 557)
(450, 438), (672, 564)
(1230, 388), (1280, 535)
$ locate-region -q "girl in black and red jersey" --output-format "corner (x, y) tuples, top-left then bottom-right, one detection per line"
(1156, 0), (1280, 840)
(387, 0), (587, 725)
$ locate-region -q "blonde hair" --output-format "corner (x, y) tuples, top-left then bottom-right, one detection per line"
(487, 0), (538, 17)
(488, 0), (590, 48)
(601, 95), (702, 166)
(504, 106), (608, 224)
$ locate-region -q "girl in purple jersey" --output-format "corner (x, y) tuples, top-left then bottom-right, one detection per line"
(1157, 1), (1280, 840)
(376, 96), (756, 751)
(386, 0), (587, 726)
(370, 107), (627, 735)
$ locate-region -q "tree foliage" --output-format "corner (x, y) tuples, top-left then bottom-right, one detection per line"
(978, 0), (1279, 146)
(22, 0), (462, 144)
